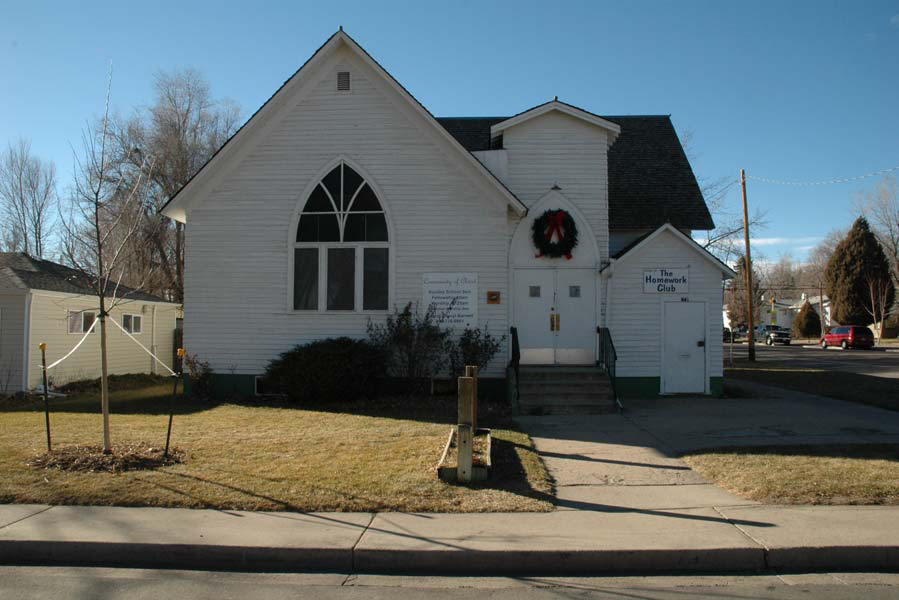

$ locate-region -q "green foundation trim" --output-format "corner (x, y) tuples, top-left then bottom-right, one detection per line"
(710, 377), (724, 397)
(614, 377), (661, 398)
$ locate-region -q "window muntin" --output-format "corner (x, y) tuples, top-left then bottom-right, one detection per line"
(293, 162), (389, 312)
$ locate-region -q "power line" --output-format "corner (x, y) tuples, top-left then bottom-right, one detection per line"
(746, 165), (899, 187)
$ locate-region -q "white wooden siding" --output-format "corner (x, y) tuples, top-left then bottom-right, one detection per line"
(499, 111), (612, 264)
(184, 47), (510, 377)
(27, 293), (180, 389)
(0, 293), (25, 392)
(607, 229), (725, 381)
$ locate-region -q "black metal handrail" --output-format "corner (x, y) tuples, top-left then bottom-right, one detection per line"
(509, 326), (521, 411)
(597, 326), (621, 412)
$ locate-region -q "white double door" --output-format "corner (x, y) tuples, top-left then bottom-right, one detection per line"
(515, 269), (596, 365)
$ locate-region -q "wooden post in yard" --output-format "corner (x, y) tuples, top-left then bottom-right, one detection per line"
(464, 365), (478, 431)
(39, 343), (51, 452)
(457, 376), (474, 483)
(741, 169), (756, 362)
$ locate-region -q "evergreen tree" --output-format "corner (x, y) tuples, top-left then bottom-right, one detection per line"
(727, 255), (763, 328)
(792, 301), (821, 339)
(825, 217), (895, 328)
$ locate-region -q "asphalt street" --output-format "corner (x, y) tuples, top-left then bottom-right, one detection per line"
(3, 567), (899, 600)
(726, 341), (899, 379)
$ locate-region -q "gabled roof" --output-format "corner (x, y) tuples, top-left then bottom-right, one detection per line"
(437, 115), (715, 231)
(489, 99), (622, 139)
(161, 30), (527, 223)
(605, 224), (736, 278)
(0, 253), (176, 302)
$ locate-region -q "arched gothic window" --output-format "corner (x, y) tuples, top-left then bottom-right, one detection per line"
(293, 162), (389, 311)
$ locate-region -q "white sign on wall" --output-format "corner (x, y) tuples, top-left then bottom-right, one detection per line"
(643, 268), (689, 294)
(422, 272), (478, 329)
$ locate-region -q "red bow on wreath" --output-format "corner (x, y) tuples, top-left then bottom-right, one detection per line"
(536, 211), (573, 259)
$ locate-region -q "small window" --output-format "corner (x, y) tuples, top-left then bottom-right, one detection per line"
(363, 248), (389, 310)
(293, 248), (319, 310)
(569, 285), (581, 298)
(68, 310), (96, 334)
(337, 71), (351, 91)
(529, 286), (541, 298)
(123, 314), (142, 334)
(327, 248), (355, 310)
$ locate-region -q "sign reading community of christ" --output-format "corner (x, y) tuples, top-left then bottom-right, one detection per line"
(422, 272), (478, 329)
(643, 268), (689, 294)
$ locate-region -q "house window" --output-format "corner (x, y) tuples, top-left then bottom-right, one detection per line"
(293, 162), (389, 311)
(123, 314), (142, 334)
(68, 310), (96, 334)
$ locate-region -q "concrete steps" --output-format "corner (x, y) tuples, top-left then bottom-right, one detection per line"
(517, 366), (616, 415)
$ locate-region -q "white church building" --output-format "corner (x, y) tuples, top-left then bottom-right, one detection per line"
(162, 30), (734, 401)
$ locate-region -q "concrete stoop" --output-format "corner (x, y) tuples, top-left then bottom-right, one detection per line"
(518, 366), (616, 415)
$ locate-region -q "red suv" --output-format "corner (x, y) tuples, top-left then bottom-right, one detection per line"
(821, 326), (875, 350)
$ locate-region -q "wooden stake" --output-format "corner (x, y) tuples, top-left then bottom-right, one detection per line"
(456, 376), (474, 483)
(457, 376), (473, 426)
(741, 169), (756, 362)
(39, 343), (51, 452)
(464, 365), (478, 431)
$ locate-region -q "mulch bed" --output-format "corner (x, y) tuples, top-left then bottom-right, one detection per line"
(29, 443), (184, 473)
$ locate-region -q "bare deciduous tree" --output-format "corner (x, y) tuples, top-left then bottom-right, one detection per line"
(109, 69), (240, 301)
(679, 129), (768, 263)
(856, 176), (899, 294)
(60, 70), (156, 453)
(0, 139), (57, 257)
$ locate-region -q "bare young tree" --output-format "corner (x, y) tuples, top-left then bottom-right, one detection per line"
(109, 69), (240, 301)
(60, 70), (156, 453)
(0, 138), (57, 257)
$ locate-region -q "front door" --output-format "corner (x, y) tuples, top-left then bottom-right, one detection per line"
(514, 269), (596, 365)
(662, 301), (706, 393)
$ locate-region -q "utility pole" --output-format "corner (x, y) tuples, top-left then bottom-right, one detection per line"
(741, 169), (755, 361)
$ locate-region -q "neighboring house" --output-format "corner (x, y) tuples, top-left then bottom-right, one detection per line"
(789, 294), (834, 329)
(161, 30), (734, 398)
(760, 295), (800, 330)
(0, 253), (181, 392)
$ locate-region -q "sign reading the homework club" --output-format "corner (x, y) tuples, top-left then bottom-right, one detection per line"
(643, 268), (689, 294)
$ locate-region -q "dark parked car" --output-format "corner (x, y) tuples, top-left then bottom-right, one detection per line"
(821, 326), (874, 350)
(755, 324), (791, 345)
(723, 327), (733, 343)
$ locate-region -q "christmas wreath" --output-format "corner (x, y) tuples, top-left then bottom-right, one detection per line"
(532, 209), (578, 259)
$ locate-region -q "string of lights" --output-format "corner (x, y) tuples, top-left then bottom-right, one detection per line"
(745, 165), (899, 187)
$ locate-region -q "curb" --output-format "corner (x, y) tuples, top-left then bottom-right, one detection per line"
(4, 539), (899, 574)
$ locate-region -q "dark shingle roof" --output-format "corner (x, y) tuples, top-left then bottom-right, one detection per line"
(0, 253), (176, 303)
(435, 115), (714, 231)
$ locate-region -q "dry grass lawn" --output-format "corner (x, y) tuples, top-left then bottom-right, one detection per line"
(684, 444), (899, 505)
(0, 384), (553, 512)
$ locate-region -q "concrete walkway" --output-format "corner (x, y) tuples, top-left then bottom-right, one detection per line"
(3, 386), (899, 574)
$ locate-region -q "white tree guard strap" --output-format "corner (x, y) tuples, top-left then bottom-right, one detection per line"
(109, 316), (178, 377)
(44, 318), (98, 370)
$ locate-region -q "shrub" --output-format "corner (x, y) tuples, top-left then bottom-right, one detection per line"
(367, 302), (452, 382)
(792, 301), (821, 339)
(448, 325), (506, 379)
(262, 337), (384, 403)
(183, 353), (215, 400)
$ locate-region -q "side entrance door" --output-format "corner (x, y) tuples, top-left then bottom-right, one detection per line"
(514, 269), (596, 365)
(662, 301), (706, 393)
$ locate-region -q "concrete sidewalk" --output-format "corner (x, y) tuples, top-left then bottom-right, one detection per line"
(4, 390), (899, 574)
(2, 503), (899, 574)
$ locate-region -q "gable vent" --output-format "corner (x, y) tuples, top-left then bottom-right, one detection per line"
(337, 71), (351, 91)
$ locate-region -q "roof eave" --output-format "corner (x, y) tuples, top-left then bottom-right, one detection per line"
(490, 100), (622, 139)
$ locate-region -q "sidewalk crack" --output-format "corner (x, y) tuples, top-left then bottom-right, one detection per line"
(712, 505), (770, 568)
(347, 512), (375, 577)
(0, 505), (54, 530)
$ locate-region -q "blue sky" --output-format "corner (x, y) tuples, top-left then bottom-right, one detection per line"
(2, 1), (898, 262)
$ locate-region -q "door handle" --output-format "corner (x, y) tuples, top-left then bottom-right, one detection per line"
(697, 340), (705, 347)
(550, 314), (555, 331)
(555, 314), (561, 330)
